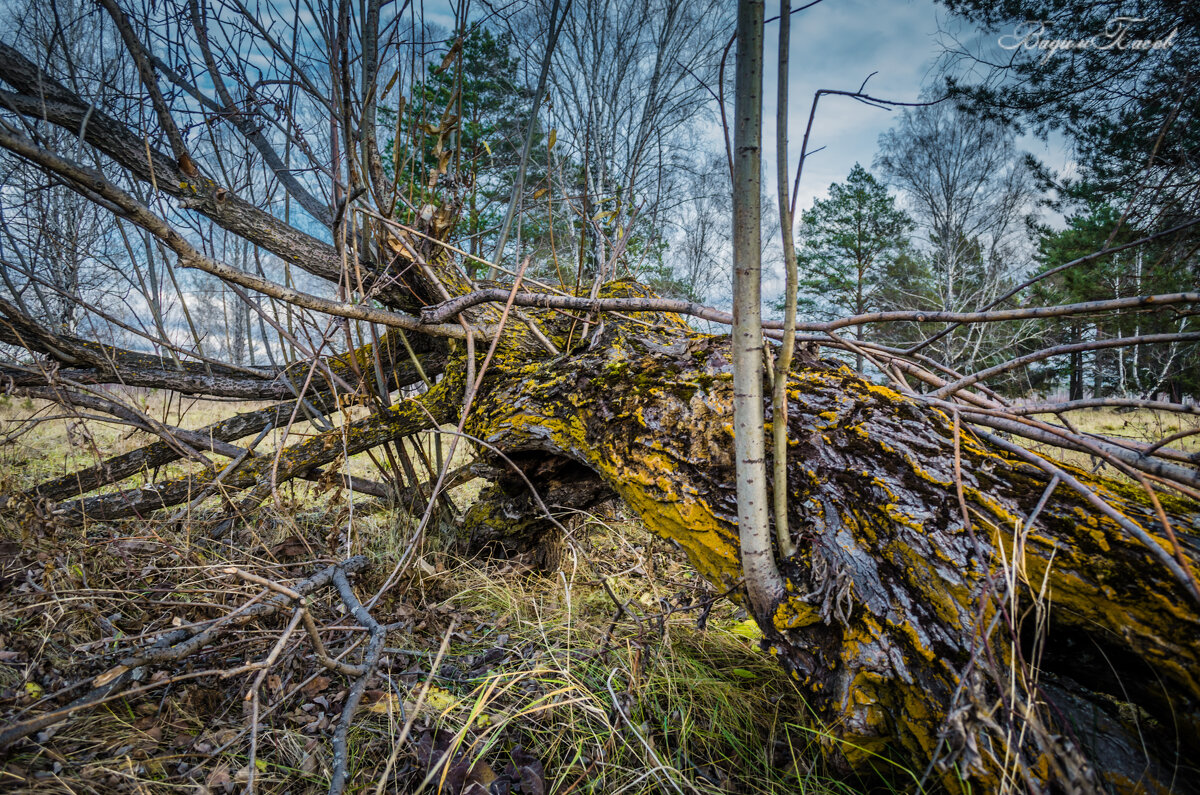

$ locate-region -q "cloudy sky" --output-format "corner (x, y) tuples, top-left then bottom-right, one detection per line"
(421, 0), (1074, 219)
(757, 0), (1071, 214)
(763, 0), (948, 211)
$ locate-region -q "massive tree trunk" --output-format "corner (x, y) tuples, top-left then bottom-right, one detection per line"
(7, 275), (1198, 794)
(460, 310), (1200, 794)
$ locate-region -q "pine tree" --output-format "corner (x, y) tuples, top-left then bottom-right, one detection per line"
(794, 164), (918, 372)
(1035, 203), (1200, 399)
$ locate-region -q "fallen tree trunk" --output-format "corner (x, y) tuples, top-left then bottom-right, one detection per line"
(29, 397), (328, 503)
(7, 280), (1197, 791)
(2, 31), (1197, 791)
(464, 316), (1200, 793)
(22, 348), (445, 503)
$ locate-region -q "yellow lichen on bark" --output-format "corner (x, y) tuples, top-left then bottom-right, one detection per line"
(462, 314), (1199, 794)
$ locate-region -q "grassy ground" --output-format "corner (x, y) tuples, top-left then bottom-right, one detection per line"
(4, 392), (1191, 793)
(0, 390), (441, 497)
(0, 391), (908, 794)
(1024, 406), (1200, 476)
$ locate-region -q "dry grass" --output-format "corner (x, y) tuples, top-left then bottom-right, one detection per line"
(0, 394), (898, 794)
(0, 508), (871, 793)
(1022, 406), (1200, 480)
(3, 392), (1194, 792)
(0, 389), (475, 508)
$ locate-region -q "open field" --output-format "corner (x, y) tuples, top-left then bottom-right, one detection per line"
(1024, 406), (1200, 479)
(0, 390), (467, 501)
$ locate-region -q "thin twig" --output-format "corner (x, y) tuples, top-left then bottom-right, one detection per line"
(328, 568), (389, 795)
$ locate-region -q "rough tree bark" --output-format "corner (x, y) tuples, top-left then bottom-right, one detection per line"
(3, 205), (1197, 795)
(457, 306), (1200, 793)
(7, 284), (1198, 791)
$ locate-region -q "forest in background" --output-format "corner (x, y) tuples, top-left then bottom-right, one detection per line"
(2, 0), (1196, 402)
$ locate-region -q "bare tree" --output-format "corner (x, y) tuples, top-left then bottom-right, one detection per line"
(530, 0), (731, 283)
(662, 154), (732, 303)
(0, 0), (124, 333)
(731, 0), (782, 624)
(876, 101), (1040, 374)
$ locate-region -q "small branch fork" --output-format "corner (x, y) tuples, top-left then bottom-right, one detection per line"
(327, 568), (388, 795)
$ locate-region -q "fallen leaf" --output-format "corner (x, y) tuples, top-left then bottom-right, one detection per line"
(208, 728), (239, 747)
(301, 675), (331, 697)
(423, 685), (459, 714)
(206, 764), (231, 789)
(270, 535), (310, 559)
(367, 693), (401, 715)
(512, 746), (546, 795)
(730, 619), (763, 641)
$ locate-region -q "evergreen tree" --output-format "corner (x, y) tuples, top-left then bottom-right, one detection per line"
(389, 27), (547, 275)
(1035, 204), (1200, 399)
(941, 1), (1200, 225)
(794, 164), (918, 372)
(938, 1), (1200, 400)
